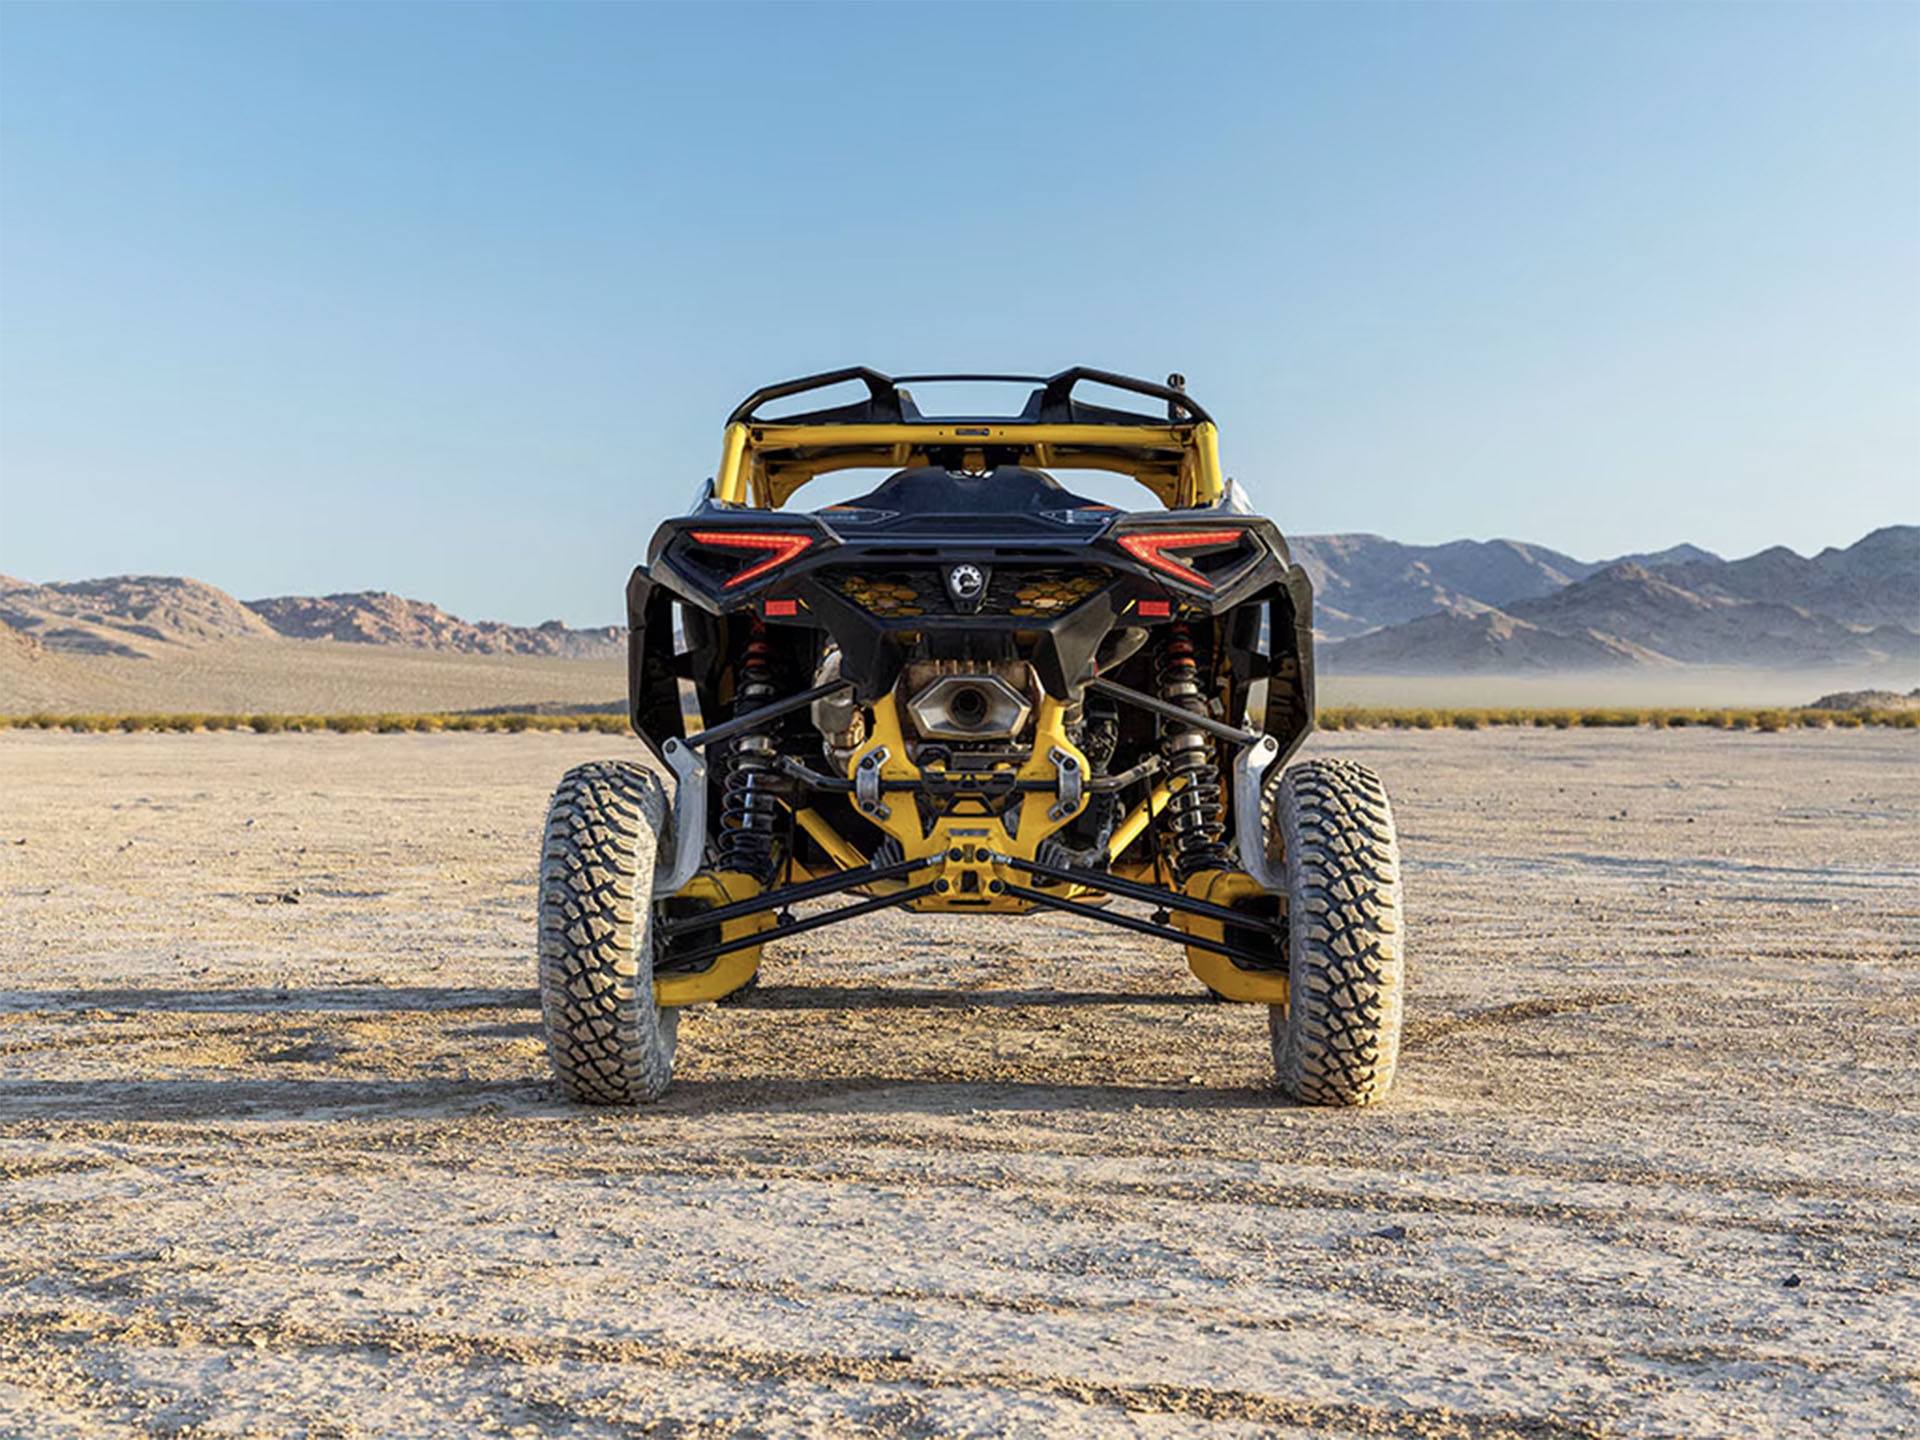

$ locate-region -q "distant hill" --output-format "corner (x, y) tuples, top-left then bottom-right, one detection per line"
(1316, 603), (1669, 674)
(1622, 526), (1918, 630)
(1806, 687), (1920, 711)
(0, 574), (279, 657)
(1286, 534), (1737, 640)
(246, 592), (623, 659)
(1286, 535), (1603, 639)
(1321, 527), (1919, 675)
(0, 575), (624, 661)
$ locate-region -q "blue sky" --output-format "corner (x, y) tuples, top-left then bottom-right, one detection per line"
(1, 2), (1914, 626)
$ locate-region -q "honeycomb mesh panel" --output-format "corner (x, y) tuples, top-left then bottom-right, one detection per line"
(827, 567), (1109, 618)
(991, 569), (1107, 617)
(826, 571), (935, 617)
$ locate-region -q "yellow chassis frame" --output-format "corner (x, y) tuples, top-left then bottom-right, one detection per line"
(655, 695), (1287, 1008)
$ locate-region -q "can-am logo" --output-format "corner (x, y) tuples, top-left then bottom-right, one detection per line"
(946, 563), (987, 611)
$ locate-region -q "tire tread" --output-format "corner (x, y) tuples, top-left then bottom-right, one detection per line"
(538, 761), (677, 1104)
(1270, 758), (1405, 1106)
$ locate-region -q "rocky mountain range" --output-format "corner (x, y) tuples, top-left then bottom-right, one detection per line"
(0, 575), (624, 662)
(244, 591), (623, 658)
(1314, 526), (1918, 674)
(1, 524), (1914, 681)
(1287, 535), (1722, 639)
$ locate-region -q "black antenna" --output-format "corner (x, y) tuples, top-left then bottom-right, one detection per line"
(1166, 372), (1188, 422)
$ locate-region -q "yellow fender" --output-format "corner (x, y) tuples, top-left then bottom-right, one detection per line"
(1177, 869), (1289, 1004)
(654, 869), (773, 1007)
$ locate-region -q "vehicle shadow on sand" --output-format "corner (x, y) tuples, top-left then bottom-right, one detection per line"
(0, 981), (1279, 1124)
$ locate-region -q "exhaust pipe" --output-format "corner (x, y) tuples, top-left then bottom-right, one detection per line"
(906, 673), (1032, 740)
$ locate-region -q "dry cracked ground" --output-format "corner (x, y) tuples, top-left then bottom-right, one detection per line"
(0, 728), (1915, 1439)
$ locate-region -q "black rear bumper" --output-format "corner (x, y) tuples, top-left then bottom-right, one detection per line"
(626, 507), (1316, 764)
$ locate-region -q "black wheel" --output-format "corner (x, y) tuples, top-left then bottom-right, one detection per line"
(537, 761), (678, 1104)
(1268, 759), (1405, 1106)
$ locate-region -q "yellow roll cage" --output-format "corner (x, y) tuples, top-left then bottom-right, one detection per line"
(713, 419), (1227, 513)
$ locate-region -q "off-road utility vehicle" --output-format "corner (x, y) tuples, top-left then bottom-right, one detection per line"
(538, 369), (1404, 1105)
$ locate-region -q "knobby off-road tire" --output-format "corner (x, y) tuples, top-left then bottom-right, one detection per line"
(1269, 759), (1405, 1106)
(538, 761), (679, 1104)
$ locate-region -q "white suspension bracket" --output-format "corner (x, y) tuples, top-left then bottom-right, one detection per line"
(655, 737), (710, 898)
(1047, 745), (1085, 823)
(855, 746), (892, 821)
(1231, 733), (1283, 892)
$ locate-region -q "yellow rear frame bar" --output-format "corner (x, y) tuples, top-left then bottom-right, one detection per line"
(713, 420), (1226, 511)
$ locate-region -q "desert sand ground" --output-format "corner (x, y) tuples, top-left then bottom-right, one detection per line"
(0, 728), (1915, 1438)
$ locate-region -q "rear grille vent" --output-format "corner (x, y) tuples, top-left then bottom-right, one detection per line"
(829, 571), (940, 617)
(827, 567), (1109, 619)
(991, 569), (1107, 617)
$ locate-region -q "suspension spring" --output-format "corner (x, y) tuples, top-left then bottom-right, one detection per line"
(717, 622), (783, 883)
(1155, 624), (1230, 882)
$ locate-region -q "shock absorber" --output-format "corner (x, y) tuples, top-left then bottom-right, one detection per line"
(716, 621), (783, 883)
(1155, 623), (1230, 882)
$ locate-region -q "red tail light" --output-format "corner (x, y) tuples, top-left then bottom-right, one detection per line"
(688, 530), (814, 588)
(1117, 529), (1243, 588)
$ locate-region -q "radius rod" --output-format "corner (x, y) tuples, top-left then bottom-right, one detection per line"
(986, 852), (1284, 940)
(657, 883), (940, 970)
(997, 882), (1279, 970)
(681, 678), (852, 752)
(657, 854), (935, 936)
(1084, 675), (1261, 748)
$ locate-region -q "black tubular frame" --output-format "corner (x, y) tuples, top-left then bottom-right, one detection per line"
(682, 679), (851, 752)
(724, 366), (1215, 429)
(997, 882), (1278, 969)
(991, 852), (1283, 940)
(656, 854), (935, 937)
(1084, 676), (1261, 747)
(647, 822), (1283, 969)
(657, 883), (941, 970)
